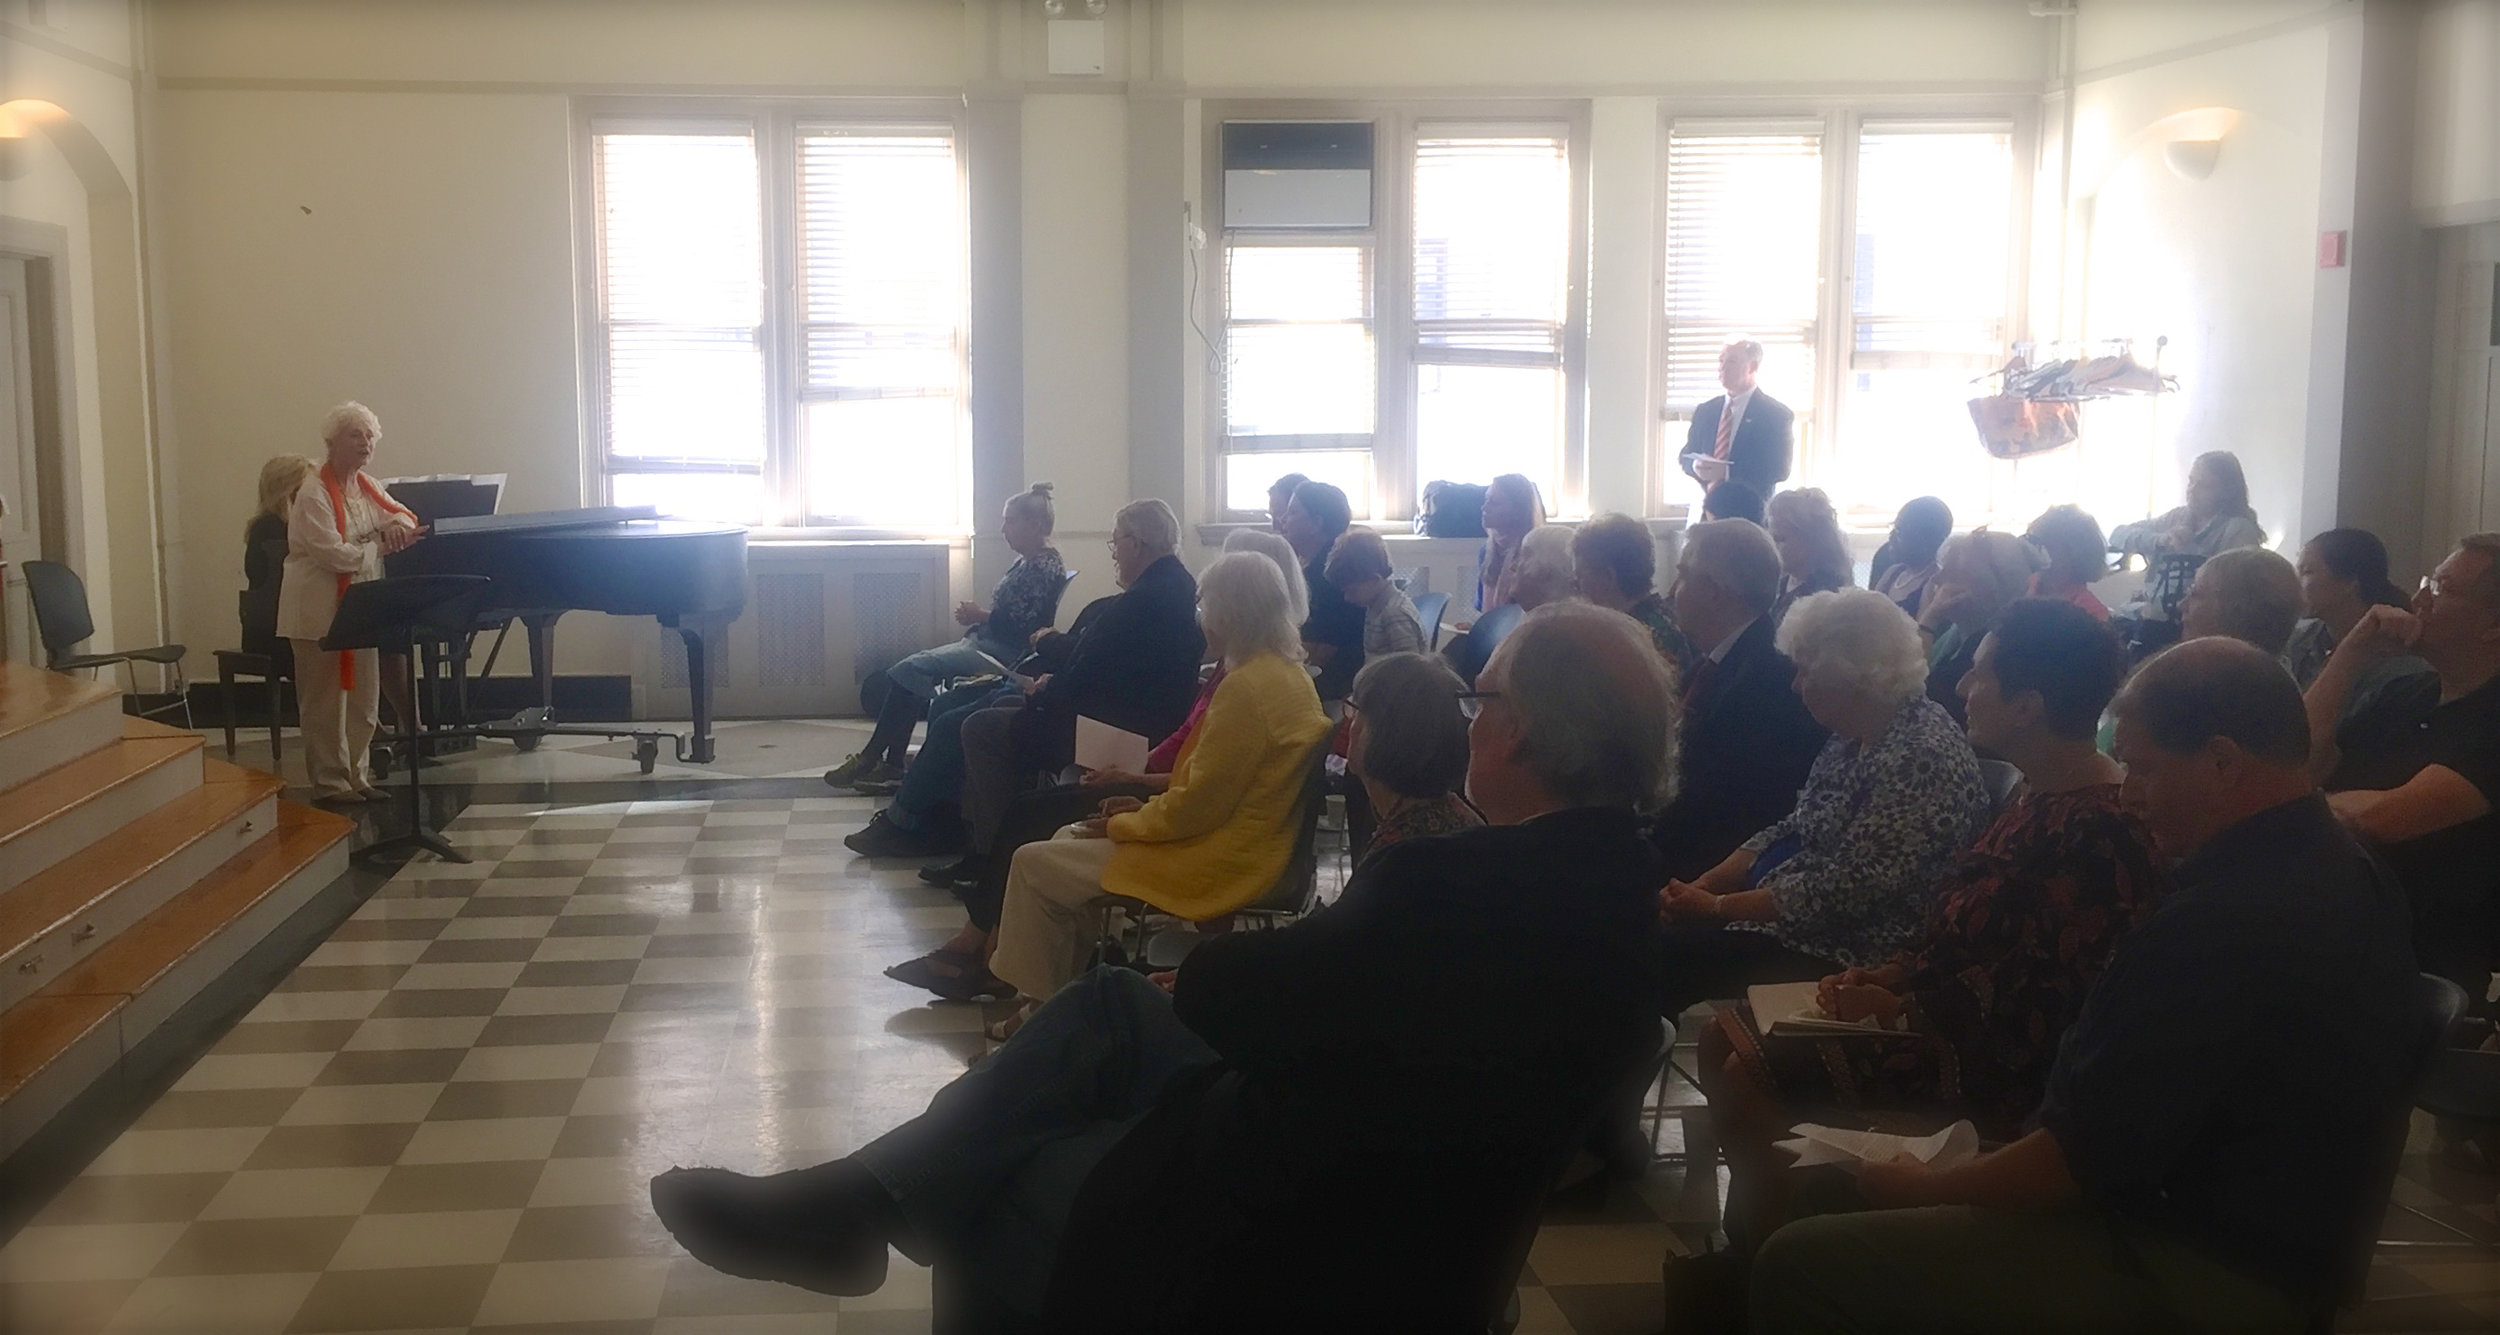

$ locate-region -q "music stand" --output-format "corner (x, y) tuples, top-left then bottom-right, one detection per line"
(322, 575), (495, 865)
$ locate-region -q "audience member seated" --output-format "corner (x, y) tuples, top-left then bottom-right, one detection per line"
(883, 536), (1309, 1000)
(984, 552), (1331, 1023)
(1656, 589), (1987, 1017)
(1751, 638), (2421, 1334)
(2109, 449), (2269, 564)
(2286, 526), (2422, 691)
(845, 500), (1203, 859)
(1344, 651), (1483, 864)
(2177, 544), (2302, 661)
(1325, 526), (1427, 657)
(827, 483), (1066, 791)
(244, 455), (316, 659)
(1766, 486), (1854, 626)
(1698, 599), (2165, 1249)
(1508, 523), (1579, 612)
(1647, 519), (1829, 883)
(1918, 529), (2043, 726)
(651, 604), (1674, 1332)
(1471, 471), (1548, 614)
(2309, 532), (2500, 996)
(2024, 503), (2112, 621)
(1283, 479), (1367, 700)
(1702, 478), (1767, 527)
(1264, 470), (1308, 535)
(1869, 495), (1953, 618)
(1572, 511), (1693, 676)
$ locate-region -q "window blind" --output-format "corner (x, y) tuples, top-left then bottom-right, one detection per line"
(594, 132), (766, 473)
(1662, 128), (1822, 412)
(1411, 133), (1569, 360)
(1851, 127), (2013, 368)
(1223, 242), (1377, 442)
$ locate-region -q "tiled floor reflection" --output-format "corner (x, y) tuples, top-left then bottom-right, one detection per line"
(1, 766), (2494, 1332)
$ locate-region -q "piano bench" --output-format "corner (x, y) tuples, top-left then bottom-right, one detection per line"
(214, 649), (289, 763)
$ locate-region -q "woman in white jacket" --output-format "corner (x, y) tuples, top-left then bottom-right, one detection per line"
(280, 402), (424, 802)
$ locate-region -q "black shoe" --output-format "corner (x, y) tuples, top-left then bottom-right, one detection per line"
(650, 1162), (893, 1296)
(918, 856), (987, 888)
(843, 811), (958, 859)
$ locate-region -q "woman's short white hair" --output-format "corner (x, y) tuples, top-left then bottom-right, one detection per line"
(1197, 550), (1305, 667)
(1222, 527), (1309, 625)
(319, 401), (380, 444)
(1939, 529), (2044, 614)
(1776, 588), (1930, 706)
(1510, 524), (1579, 609)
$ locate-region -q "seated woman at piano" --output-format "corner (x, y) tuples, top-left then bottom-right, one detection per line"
(826, 483), (1067, 791)
(278, 401), (425, 804)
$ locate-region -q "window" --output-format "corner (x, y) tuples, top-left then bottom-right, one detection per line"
(588, 112), (967, 528)
(1661, 127), (1822, 503)
(1216, 111), (1583, 519)
(1661, 115), (2027, 526)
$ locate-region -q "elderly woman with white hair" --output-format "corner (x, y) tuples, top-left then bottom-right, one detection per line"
(280, 401), (425, 803)
(1656, 589), (1988, 1015)
(984, 551), (1333, 1027)
(1918, 529), (2044, 727)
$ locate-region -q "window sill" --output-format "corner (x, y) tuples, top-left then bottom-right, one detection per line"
(748, 527), (972, 547)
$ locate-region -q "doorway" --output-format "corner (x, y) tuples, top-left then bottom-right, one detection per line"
(0, 255), (61, 667)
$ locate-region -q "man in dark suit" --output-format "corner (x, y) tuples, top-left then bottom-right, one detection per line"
(1649, 518), (1828, 883)
(1679, 339), (1795, 499)
(651, 603), (1674, 1333)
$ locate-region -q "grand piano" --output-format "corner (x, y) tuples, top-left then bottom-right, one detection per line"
(384, 505), (748, 763)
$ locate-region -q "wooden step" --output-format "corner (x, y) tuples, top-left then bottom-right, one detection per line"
(0, 717), (204, 897)
(0, 801), (353, 1158)
(0, 664), (124, 794)
(0, 762), (284, 1012)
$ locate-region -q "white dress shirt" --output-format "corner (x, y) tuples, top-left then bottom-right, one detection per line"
(277, 471), (417, 640)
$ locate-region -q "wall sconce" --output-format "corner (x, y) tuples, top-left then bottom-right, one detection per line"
(2155, 106), (2239, 182)
(1042, 0), (1106, 14)
(0, 99), (68, 182)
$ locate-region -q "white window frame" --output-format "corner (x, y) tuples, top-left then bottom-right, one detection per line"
(573, 97), (972, 536)
(1655, 101), (2035, 524)
(1204, 102), (1591, 525)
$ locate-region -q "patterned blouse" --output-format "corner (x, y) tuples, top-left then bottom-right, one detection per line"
(1736, 695), (1987, 967)
(1360, 792), (1483, 866)
(1897, 785), (2169, 1133)
(976, 547), (1068, 658)
(1624, 591), (1696, 683)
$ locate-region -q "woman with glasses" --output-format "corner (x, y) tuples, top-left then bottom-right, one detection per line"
(1344, 653), (1482, 864)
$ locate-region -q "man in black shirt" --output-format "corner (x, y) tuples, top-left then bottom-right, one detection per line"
(1281, 480), (1367, 701)
(2307, 531), (2500, 993)
(1751, 639), (2420, 1333)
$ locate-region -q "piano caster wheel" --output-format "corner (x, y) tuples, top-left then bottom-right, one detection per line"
(512, 733), (542, 753)
(634, 738), (659, 775)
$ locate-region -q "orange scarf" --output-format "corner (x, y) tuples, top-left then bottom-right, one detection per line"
(321, 469), (417, 689)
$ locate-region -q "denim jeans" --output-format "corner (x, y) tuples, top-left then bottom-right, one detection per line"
(887, 638), (1007, 702)
(887, 679), (1018, 829)
(852, 967), (1219, 1325)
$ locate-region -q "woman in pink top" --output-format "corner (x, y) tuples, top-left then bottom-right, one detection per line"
(2024, 504), (2112, 621)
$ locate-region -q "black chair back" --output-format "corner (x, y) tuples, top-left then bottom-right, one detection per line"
(2336, 973), (2471, 1307)
(1239, 740), (1337, 918)
(1413, 590), (1450, 648)
(21, 560), (97, 665)
(1446, 601), (1526, 687)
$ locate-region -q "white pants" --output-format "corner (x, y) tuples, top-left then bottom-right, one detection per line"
(992, 830), (1117, 1002)
(292, 639), (378, 798)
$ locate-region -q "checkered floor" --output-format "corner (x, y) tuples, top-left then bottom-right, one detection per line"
(0, 739), (2494, 1331)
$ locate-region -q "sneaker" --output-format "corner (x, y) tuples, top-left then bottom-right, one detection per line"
(850, 763), (906, 795)
(842, 811), (958, 859)
(823, 753), (881, 790)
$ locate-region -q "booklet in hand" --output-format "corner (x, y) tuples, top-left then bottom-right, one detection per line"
(1075, 715), (1150, 774)
(1746, 981), (1911, 1037)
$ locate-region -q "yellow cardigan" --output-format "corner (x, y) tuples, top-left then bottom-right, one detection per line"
(1101, 651), (1333, 918)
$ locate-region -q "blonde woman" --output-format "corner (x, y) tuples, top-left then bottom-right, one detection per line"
(987, 551), (1332, 1027)
(244, 456), (317, 659)
(1919, 529), (2045, 726)
(280, 402), (423, 803)
(1766, 487), (1855, 626)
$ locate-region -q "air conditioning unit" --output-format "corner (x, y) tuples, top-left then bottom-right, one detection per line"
(1223, 121), (1373, 229)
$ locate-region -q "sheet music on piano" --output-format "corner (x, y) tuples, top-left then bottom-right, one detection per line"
(382, 474), (507, 525)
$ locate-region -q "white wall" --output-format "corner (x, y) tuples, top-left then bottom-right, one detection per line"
(2417, 0), (2500, 228)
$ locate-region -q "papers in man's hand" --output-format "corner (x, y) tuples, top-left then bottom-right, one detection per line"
(1746, 981), (1907, 1037)
(1775, 1120), (1979, 1174)
(1074, 716), (1149, 774)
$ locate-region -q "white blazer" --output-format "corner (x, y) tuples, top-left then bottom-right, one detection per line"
(277, 472), (417, 641)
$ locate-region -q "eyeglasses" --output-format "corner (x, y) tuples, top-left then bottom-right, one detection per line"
(1456, 689), (1501, 720)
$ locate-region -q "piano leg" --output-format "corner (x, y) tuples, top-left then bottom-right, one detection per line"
(523, 613), (562, 713)
(669, 617), (724, 764)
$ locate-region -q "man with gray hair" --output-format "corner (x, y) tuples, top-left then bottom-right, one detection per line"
(1679, 338), (1795, 498)
(1649, 519), (1829, 881)
(655, 602), (1671, 1331)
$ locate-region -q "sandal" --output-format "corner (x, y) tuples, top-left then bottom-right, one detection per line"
(984, 1000), (1037, 1043)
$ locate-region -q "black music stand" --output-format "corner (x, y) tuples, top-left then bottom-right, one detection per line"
(322, 576), (495, 865)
